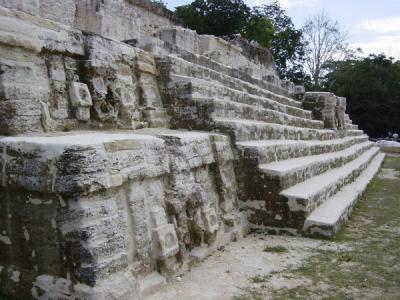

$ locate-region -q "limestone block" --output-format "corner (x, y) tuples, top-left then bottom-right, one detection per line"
(31, 275), (73, 300)
(303, 92), (337, 129)
(84, 35), (142, 125)
(0, 0), (40, 15)
(158, 27), (200, 54)
(69, 82), (92, 107)
(0, 16), (41, 52)
(152, 224), (179, 259)
(69, 82), (93, 121)
(75, 0), (174, 41)
(142, 107), (169, 128)
(137, 53), (157, 75)
(160, 133), (215, 171)
(0, 100), (42, 134)
(151, 206), (168, 228)
(202, 207), (219, 233)
(39, 0), (76, 26)
(287, 81), (295, 95)
(294, 85), (306, 101)
(139, 73), (163, 107)
(336, 96), (347, 130)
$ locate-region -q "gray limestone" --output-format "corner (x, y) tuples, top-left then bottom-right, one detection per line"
(0, 1), (384, 299)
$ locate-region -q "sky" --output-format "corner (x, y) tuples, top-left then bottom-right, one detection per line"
(165, 0), (400, 59)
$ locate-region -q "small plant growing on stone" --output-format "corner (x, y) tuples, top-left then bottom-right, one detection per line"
(63, 124), (71, 132)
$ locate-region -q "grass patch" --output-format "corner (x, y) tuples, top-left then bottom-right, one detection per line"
(383, 154), (400, 170)
(263, 245), (288, 254)
(233, 287), (265, 300)
(381, 146), (400, 154)
(274, 155), (400, 299)
(236, 155), (400, 300)
(249, 274), (270, 284)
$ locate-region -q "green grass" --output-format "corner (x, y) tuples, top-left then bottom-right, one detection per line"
(233, 288), (265, 300)
(263, 245), (288, 254)
(381, 146), (400, 154)
(235, 155), (400, 300)
(249, 274), (271, 284)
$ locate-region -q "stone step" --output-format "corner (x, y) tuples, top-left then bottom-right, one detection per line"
(347, 124), (359, 130)
(139, 272), (166, 298)
(160, 56), (305, 111)
(303, 152), (385, 238)
(175, 53), (293, 101)
(167, 74), (312, 119)
(157, 49), (296, 104)
(179, 96), (323, 130)
(259, 141), (374, 189)
(212, 98), (323, 129)
(142, 107), (169, 128)
(214, 118), (364, 142)
(280, 146), (380, 214)
(236, 135), (369, 164)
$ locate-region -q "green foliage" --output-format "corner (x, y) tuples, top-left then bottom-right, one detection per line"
(150, 0), (167, 9)
(324, 54), (400, 138)
(242, 15), (275, 49)
(252, 2), (306, 83)
(175, 0), (251, 36)
(263, 245), (288, 253)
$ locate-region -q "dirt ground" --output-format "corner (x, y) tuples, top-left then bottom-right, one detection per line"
(149, 153), (400, 300)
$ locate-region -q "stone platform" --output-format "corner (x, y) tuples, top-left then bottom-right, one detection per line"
(0, 130), (245, 299)
(0, 1), (384, 299)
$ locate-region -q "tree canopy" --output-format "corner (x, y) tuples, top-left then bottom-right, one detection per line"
(324, 54), (400, 138)
(175, 0), (251, 36)
(302, 11), (350, 89)
(252, 2), (306, 83)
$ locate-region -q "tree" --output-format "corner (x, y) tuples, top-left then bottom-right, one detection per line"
(175, 0), (251, 36)
(242, 14), (275, 49)
(302, 11), (350, 88)
(150, 0), (167, 9)
(324, 54), (400, 138)
(252, 2), (306, 83)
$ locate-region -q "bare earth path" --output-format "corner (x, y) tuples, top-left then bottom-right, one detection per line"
(149, 154), (400, 300)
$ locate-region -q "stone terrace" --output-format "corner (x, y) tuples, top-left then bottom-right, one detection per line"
(0, 1), (384, 299)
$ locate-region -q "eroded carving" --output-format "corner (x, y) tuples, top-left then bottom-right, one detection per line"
(69, 82), (93, 121)
(152, 224), (179, 259)
(336, 96), (347, 130)
(303, 92), (338, 129)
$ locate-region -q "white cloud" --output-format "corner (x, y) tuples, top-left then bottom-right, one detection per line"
(360, 16), (400, 33)
(351, 34), (400, 59)
(254, 0), (320, 8)
(278, 0), (320, 9)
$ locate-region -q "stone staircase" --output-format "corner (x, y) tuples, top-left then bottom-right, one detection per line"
(0, 4), (385, 298)
(153, 28), (384, 238)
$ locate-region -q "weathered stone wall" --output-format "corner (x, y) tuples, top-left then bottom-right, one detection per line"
(0, 0), (175, 40)
(0, 1), (372, 299)
(75, 0), (175, 41)
(0, 7), (171, 135)
(0, 0), (77, 26)
(0, 132), (244, 299)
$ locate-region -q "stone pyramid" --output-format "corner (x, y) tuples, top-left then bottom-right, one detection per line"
(0, 1), (384, 298)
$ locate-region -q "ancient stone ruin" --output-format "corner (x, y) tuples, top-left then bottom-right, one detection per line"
(0, 1), (385, 299)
